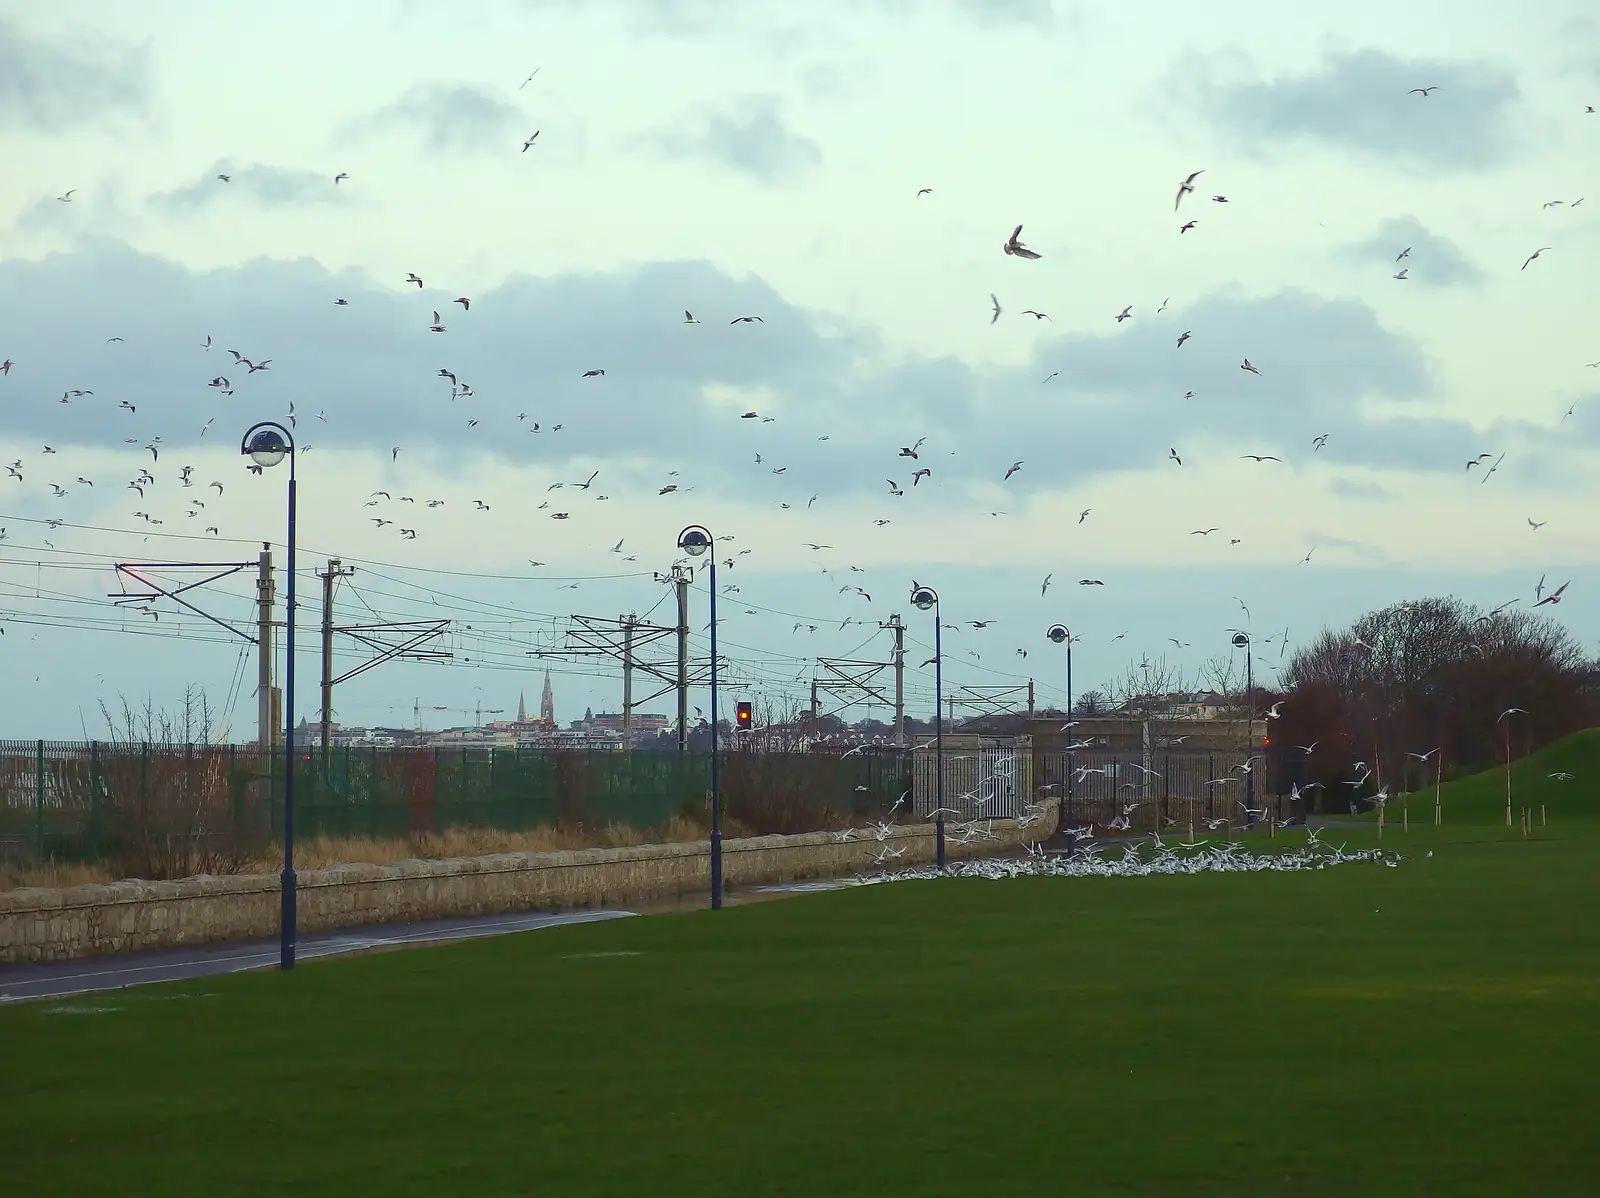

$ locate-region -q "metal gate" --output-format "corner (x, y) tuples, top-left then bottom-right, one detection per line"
(913, 738), (1032, 820)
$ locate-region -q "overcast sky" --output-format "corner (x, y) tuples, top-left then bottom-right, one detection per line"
(2, 1), (1598, 739)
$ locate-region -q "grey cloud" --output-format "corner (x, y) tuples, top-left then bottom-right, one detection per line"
(1343, 216), (1484, 289)
(0, 244), (1584, 519)
(151, 162), (350, 213)
(1179, 48), (1523, 170)
(1326, 477), (1390, 503)
(647, 95), (820, 183)
(0, 21), (150, 131)
(950, 0), (1056, 25)
(345, 83), (521, 153)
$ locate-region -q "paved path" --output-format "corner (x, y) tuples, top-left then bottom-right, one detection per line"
(0, 909), (635, 1004)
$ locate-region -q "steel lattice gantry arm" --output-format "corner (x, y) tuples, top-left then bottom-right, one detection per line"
(949, 683), (1033, 718)
(811, 656), (897, 720)
(109, 561), (260, 643)
(331, 620), (452, 685)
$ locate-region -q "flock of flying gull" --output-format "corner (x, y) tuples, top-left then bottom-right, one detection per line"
(1, 79), (1594, 699)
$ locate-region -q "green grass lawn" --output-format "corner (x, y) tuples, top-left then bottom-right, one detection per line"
(4, 819), (1598, 1196)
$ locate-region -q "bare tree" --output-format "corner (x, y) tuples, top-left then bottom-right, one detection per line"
(1106, 655), (1193, 715)
(1198, 654), (1244, 701)
(1072, 690), (1108, 717)
(1281, 597), (1594, 786)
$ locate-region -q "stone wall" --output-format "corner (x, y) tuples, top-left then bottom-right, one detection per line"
(0, 803), (1057, 963)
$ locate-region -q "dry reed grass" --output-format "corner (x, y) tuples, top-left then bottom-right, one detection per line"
(0, 814), (750, 892)
(1, 861), (118, 892)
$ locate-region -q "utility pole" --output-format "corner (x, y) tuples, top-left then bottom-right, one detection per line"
(622, 613), (635, 747)
(882, 613), (906, 746)
(1027, 679), (1035, 718)
(318, 559), (355, 769)
(675, 568), (690, 753)
(257, 544), (274, 750)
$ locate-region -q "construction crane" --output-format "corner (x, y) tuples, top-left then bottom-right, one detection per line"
(432, 703), (505, 728)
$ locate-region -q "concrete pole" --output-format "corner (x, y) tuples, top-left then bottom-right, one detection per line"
(892, 613), (905, 747)
(622, 613), (635, 748)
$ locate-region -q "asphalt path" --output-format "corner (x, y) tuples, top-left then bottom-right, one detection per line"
(0, 908), (635, 1004)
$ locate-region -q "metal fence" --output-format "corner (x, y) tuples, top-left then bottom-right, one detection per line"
(0, 741), (912, 875)
(1037, 751), (1287, 832)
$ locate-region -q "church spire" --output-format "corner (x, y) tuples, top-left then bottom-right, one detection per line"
(540, 670), (555, 725)
(517, 692), (527, 723)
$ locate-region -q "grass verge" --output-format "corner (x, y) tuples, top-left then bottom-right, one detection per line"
(2, 820), (1597, 1196)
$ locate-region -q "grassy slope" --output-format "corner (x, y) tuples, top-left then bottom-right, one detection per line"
(1360, 727), (1600, 824)
(2, 824), (1598, 1197)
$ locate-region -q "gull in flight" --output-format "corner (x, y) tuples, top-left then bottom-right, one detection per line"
(522, 131), (541, 151)
(1240, 358), (1261, 375)
(1312, 433), (1329, 451)
(1115, 306), (1132, 322)
(1004, 461), (1024, 480)
(57, 189), (76, 202)
(1533, 581), (1569, 608)
(1396, 247), (1411, 261)
(1169, 448), (1182, 465)
(1528, 517), (1546, 530)
(1408, 85), (1440, 96)
(1176, 330), (1192, 348)
(990, 294), (1002, 325)
(1241, 453), (1281, 462)
(1174, 170), (1203, 210)
(1521, 247), (1552, 270)
(1394, 269), (1409, 280)
(1003, 225), (1041, 259)
(1021, 309), (1051, 321)
(1078, 508), (1091, 523)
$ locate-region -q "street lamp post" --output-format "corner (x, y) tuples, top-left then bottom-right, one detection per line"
(1047, 624), (1073, 826)
(910, 586), (944, 868)
(1232, 631), (1256, 826)
(677, 525), (722, 910)
(242, 421), (298, 970)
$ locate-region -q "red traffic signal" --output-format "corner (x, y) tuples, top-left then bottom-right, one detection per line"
(736, 701), (753, 730)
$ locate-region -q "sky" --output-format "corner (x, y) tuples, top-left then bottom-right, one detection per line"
(1, 0), (1598, 740)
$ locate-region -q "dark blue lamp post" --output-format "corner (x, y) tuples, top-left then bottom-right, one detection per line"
(677, 525), (722, 910)
(910, 585), (944, 868)
(242, 421), (298, 970)
(1047, 623), (1074, 825)
(1232, 630), (1256, 826)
